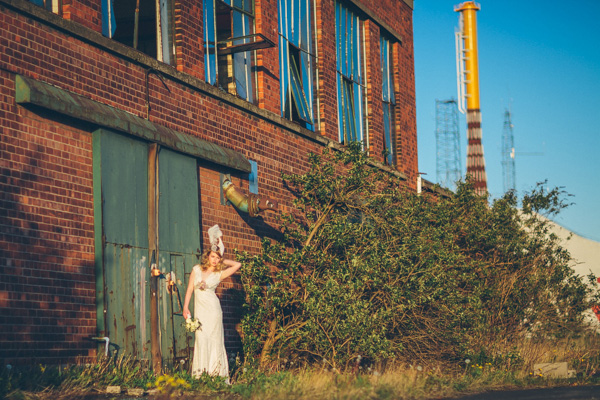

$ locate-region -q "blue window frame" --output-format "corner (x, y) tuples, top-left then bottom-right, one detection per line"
(101, 0), (175, 65)
(248, 160), (258, 194)
(278, 0), (318, 130)
(204, 0), (256, 103)
(380, 36), (396, 165)
(335, 1), (366, 145)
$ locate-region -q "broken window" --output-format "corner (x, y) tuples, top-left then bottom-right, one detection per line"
(204, 0), (273, 103)
(278, 0), (318, 130)
(28, 0), (61, 14)
(101, 0), (175, 65)
(335, 1), (367, 145)
(380, 35), (396, 166)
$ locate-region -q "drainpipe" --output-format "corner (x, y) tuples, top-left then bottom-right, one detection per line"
(222, 177), (277, 217)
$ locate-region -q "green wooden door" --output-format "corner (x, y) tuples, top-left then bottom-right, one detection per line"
(94, 129), (151, 360)
(157, 148), (201, 364)
(94, 130), (201, 364)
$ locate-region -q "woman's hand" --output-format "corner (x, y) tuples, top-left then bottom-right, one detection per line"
(183, 308), (191, 319)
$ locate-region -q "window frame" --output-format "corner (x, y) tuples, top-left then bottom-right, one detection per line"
(101, 0), (175, 65)
(29, 0), (61, 14)
(278, 0), (319, 130)
(204, 0), (258, 103)
(335, 1), (368, 146)
(380, 35), (396, 166)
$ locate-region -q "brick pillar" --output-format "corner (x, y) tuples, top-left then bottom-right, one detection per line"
(255, 0), (280, 113)
(364, 20), (384, 163)
(62, 0), (102, 32)
(174, 0), (204, 80)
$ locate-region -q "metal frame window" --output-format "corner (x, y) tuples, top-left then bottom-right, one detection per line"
(335, 1), (367, 145)
(101, 0), (176, 65)
(380, 36), (396, 165)
(278, 0), (319, 130)
(204, 0), (261, 103)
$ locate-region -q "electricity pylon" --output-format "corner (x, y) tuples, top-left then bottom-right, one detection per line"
(436, 99), (462, 191)
(502, 109), (516, 193)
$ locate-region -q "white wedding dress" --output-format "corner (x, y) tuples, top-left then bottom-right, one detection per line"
(191, 265), (229, 380)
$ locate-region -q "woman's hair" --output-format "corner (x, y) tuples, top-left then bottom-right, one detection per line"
(198, 249), (224, 272)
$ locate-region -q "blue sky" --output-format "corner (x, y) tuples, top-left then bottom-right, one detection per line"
(413, 0), (600, 241)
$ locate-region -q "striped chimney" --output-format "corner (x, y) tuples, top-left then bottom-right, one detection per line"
(455, 1), (487, 195)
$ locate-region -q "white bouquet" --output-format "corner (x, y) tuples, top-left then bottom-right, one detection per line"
(183, 317), (201, 333)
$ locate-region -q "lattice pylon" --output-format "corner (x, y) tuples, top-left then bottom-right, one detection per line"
(502, 109), (516, 193)
(435, 99), (462, 191)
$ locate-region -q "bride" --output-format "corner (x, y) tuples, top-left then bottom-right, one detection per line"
(182, 225), (241, 380)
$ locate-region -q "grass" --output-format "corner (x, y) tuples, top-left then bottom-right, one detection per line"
(2, 333), (600, 400)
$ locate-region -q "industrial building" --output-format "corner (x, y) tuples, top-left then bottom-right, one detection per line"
(0, 0), (422, 366)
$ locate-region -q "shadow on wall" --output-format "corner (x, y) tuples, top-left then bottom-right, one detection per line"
(218, 283), (245, 360)
(0, 109), (97, 365)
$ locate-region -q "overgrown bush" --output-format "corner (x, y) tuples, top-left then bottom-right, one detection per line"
(239, 142), (598, 369)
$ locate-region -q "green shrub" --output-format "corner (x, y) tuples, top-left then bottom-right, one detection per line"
(239, 142), (598, 369)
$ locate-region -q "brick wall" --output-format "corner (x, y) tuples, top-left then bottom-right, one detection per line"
(0, 0), (416, 365)
(393, 2), (418, 187)
(0, 72), (96, 362)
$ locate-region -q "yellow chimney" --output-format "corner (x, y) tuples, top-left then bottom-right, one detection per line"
(455, 1), (481, 110)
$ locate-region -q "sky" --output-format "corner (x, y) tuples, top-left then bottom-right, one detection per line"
(413, 0), (600, 242)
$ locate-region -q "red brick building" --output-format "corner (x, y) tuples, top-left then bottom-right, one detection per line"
(0, 0), (420, 366)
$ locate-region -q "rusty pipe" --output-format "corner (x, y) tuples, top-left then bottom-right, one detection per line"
(92, 336), (110, 357)
(222, 177), (277, 217)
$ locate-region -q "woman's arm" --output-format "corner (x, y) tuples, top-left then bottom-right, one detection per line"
(182, 268), (196, 319)
(220, 259), (242, 281)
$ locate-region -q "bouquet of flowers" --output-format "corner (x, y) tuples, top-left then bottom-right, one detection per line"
(183, 317), (201, 333)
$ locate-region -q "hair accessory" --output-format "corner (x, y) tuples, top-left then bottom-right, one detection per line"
(207, 224), (224, 256)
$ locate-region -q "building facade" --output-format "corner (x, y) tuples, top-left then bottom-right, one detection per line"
(0, 0), (418, 365)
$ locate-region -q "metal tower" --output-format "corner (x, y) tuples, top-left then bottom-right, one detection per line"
(455, 1), (487, 195)
(502, 109), (516, 192)
(436, 99), (462, 190)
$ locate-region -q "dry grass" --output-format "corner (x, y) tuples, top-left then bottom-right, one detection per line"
(237, 334), (600, 400)
(3, 334), (600, 400)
